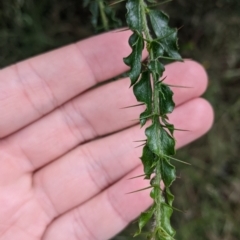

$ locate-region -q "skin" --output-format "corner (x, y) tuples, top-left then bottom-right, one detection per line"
(0, 30), (214, 240)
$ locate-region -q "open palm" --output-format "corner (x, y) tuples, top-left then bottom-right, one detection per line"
(0, 31), (213, 240)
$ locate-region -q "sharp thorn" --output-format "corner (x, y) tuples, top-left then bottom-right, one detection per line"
(113, 27), (130, 33)
(148, 0), (173, 8)
(173, 128), (190, 132)
(157, 76), (167, 84)
(128, 174), (146, 180)
(161, 125), (189, 132)
(135, 143), (146, 148)
(126, 186), (153, 194)
(158, 56), (183, 61)
(163, 127), (190, 132)
(133, 139), (147, 142)
(130, 114), (153, 122)
(177, 25), (184, 31)
(166, 84), (193, 89)
(171, 206), (186, 213)
(164, 155), (191, 165)
(120, 103), (144, 109)
(109, 0), (126, 6)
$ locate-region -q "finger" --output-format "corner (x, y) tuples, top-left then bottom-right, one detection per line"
(43, 166), (152, 240)
(33, 98), (214, 220)
(0, 30), (134, 138)
(5, 61), (208, 172)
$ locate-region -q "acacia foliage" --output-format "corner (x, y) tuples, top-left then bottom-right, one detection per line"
(124, 0), (182, 239)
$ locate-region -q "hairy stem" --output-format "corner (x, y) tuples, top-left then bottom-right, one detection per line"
(154, 159), (162, 235)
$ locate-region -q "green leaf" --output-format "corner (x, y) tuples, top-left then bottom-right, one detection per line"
(161, 159), (176, 187)
(125, 0), (143, 33)
(133, 71), (152, 126)
(139, 111), (150, 126)
(148, 10), (182, 60)
(165, 187), (174, 206)
(124, 32), (144, 85)
(151, 41), (164, 59)
(140, 145), (156, 179)
(145, 120), (175, 157)
(133, 71), (152, 105)
(134, 205), (155, 236)
(150, 182), (163, 200)
(148, 60), (165, 79)
(150, 187), (156, 199)
(160, 203), (176, 237)
(158, 84), (175, 116)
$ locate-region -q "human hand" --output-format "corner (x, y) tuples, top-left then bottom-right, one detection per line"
(0, 31), (213, 240)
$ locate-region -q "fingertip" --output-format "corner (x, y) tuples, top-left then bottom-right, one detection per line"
(170, 97), (214, 149)
(184, 59), (209, 96)
(164, 60), (209, 106)
(194, 97), (214, 135)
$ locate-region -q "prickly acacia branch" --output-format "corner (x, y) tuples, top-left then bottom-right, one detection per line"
(123, 0), (182, 239)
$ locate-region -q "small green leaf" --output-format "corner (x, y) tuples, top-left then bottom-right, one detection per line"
(140, 145), (156, 179)
(161, 159), (176, 187)
(145, 120), (175, 157)
(150, 184), (163, 200)
(134, 205), (155, 236)
(158, 84), (175, 116)
(150, 187), (156, 199)
(148, 10), (182, 60)
(133, 71), (152, 104)
(139, 111), (150, 126)
(151, 41), (164, 59)
(165, 187), (174, 206)
(148, 60), (165, 79)
(126, 0), (143, 33)
(124, 33), (144, 85)
(160, 203), (176, 237)
(133, 71), (152, 126)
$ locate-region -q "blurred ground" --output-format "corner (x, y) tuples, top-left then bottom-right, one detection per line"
(0, 0), (240, 239)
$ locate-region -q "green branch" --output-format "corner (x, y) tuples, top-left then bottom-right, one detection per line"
(124, 0), (182, 239)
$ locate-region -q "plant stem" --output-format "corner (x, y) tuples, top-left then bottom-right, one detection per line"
(155, 159), (162, 236)
(140, 0), (151, 41)
(152, 78), (162, 239)
(140, 0), (163, 236)
(98, 0), (109, 30)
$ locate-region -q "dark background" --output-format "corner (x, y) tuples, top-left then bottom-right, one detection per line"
(0, 0), (240, 239)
